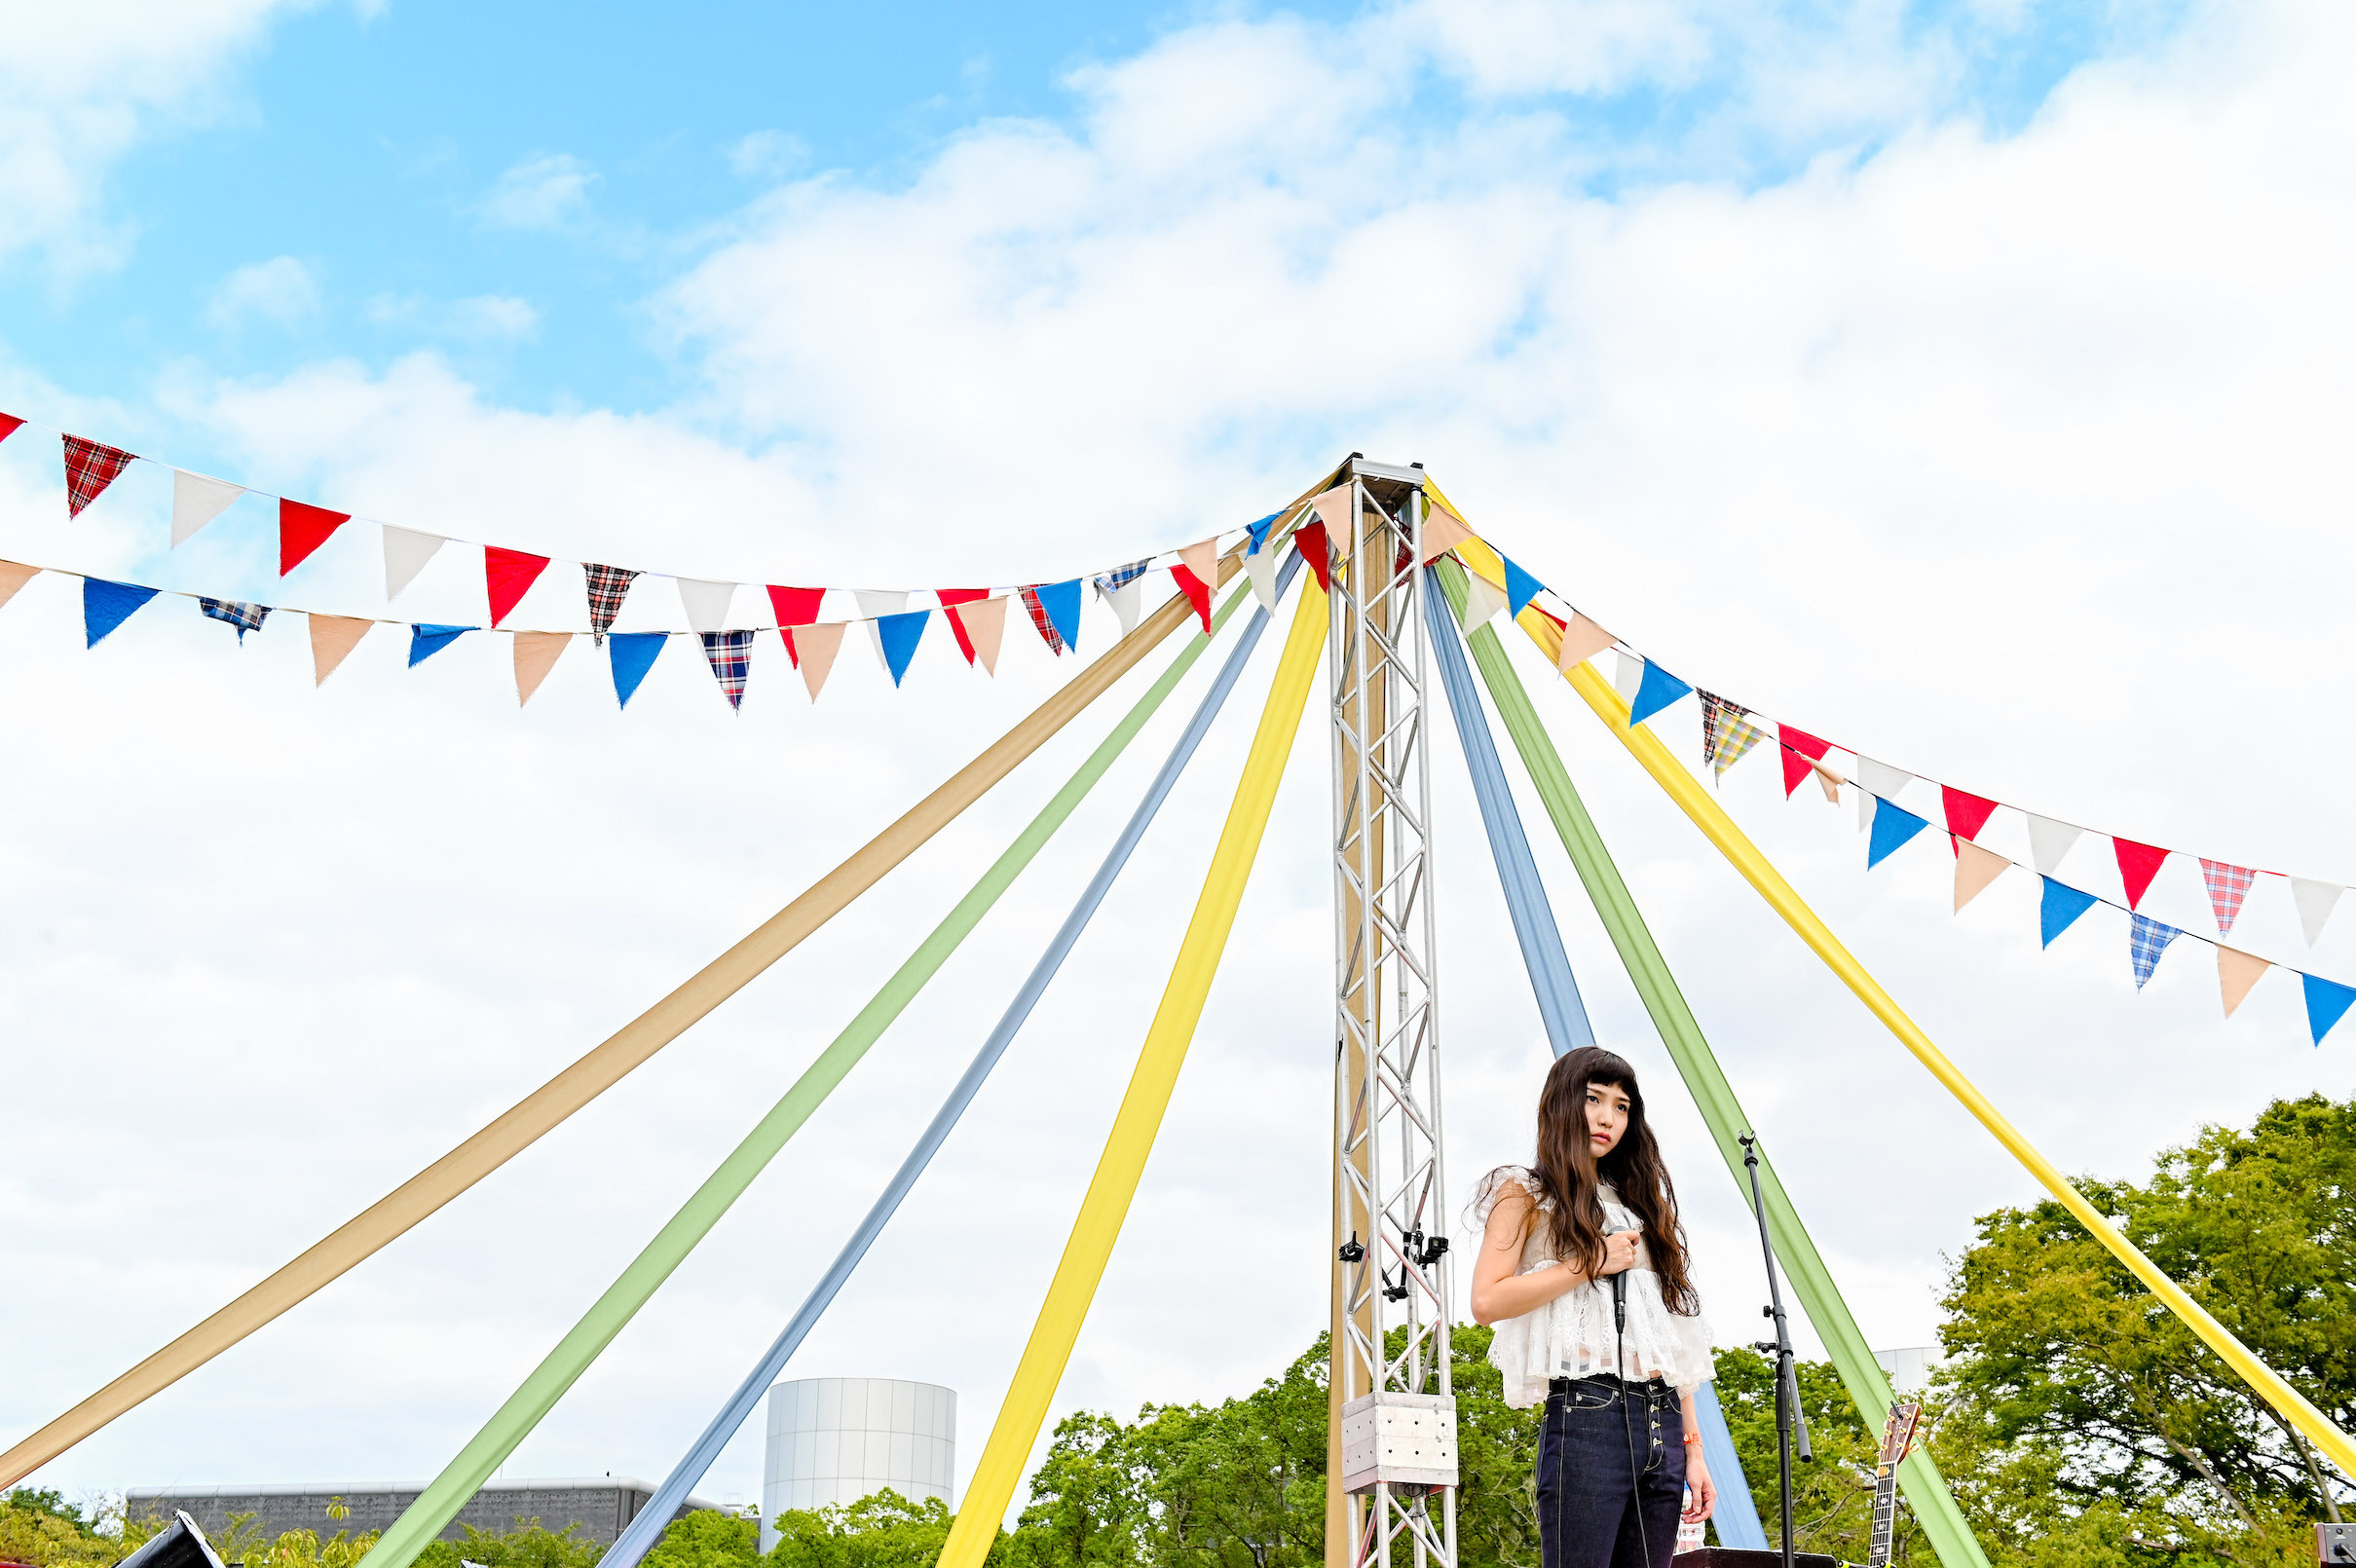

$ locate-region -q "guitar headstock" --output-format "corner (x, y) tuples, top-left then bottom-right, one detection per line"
(1878, 1400), (1923, 1467)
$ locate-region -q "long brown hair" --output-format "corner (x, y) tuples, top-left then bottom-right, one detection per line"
(1489, 1046), (1700, 1315)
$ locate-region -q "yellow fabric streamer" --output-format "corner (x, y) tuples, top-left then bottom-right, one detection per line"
(1437, 506), (2356, 1481)
(937, 573), (1329, 1568)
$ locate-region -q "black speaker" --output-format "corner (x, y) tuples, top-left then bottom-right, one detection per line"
(1672, 1550), (1839, 1568)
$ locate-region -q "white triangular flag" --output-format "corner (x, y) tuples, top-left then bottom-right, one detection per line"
(2292, 877), (2343, 947)
(1103, 579), (1143, 635)
(1857, 780), (1876, 833)
(1613, 651), (1644, 700)
(383, 526), (446, 600)
(1245, 548), (1278, 613)
(1462, 571), (1509, 627)
(1854, 758), (1914, 802)
(855, 589), (908, 670)
(170, 470), (243, 546)
(2027, 814), (2082, 876)
(677, 578), (737, 635)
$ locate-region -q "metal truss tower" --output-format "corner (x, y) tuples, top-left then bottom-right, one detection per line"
(1327, 458), (1458, 1568)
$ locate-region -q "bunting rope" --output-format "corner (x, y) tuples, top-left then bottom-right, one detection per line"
(354, 567), (1280, 1568)
(1440, 522), (2356, 1483)
(1421, 502), (2356, 1032)
(1423, 562), (1767, 1550)
(0, 411), (1286, 631)
(0, 550), (1258, 1491)
(1430, 556), (1976, 1567)
(596, 548), (1308, 1568)
(933, 566), (1329, 1568)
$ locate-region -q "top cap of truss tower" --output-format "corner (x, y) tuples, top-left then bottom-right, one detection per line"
(1345, 456), (1426, 508)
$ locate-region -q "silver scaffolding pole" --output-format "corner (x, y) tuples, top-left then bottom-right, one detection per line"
(1328, 458), (1458, 1568)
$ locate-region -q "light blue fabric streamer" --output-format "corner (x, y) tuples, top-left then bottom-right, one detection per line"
(1426, 566), (1763, 1547)
(1425, 566), (1596, 1058)
(597, 550), (1304, 1568)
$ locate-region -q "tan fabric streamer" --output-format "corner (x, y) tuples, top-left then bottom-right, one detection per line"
(0, 559), (38, 611)
(310, 615), (373, 685)
(512, 632), (571, 706)
(961, 597), (1007, 675)
(2218, 946), (2270, 1018)
(1953, 840), (2009, 912)
(796, 621), (846, 699)
(0, 547), (1253, 1490)
(1555, 614), (1614, 672)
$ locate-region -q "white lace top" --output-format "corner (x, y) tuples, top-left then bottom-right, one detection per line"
(1475, 1167), (1716, 1407)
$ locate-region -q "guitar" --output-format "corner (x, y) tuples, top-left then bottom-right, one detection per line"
(1866, 1400), (1923, 1568)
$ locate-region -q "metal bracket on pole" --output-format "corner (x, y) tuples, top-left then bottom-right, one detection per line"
(1329, 457), (1457, 1568)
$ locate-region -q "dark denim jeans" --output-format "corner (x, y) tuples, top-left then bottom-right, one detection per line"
(1535, 1375), (1687, 1568)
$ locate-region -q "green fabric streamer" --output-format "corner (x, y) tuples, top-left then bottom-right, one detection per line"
(1433, 560), (1989, 1568)
(359, 581), (1262, 1568)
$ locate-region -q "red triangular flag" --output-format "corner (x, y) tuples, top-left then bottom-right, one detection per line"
(1292, 519), (1331, 594)
(484, 545), (552, 627)
(2113, 837), (2170, 911)
(1777, 726), (1833, 800)
(62, 434), (137, 518)
(280, 500), (351, 576)
(0, 413), (23, 443)
(1941, 786), (1999, 842)
(1170, 565), (1213, 633)
(767, 584), (824, 628)
(936, 588), (990, 664)
(780, 626), (800, 669)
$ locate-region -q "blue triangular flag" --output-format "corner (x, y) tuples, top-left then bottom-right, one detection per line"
(1245, 512), (1280, 556)
(407, 623), (473, 667)
(2128, 913), (2181, 989)
(1627, 659), (1694, 728)
(609, 631), (667, 709)
(1035, 579), (1082, 655)
(2301, 972), (2356, 1046)
(1502, 555), (1543, 619)
(877, 609), (928, 687)
(83, 578), (160, 648)
(1866, 797), (1931, 870)
(2038, 877), (2100, 948)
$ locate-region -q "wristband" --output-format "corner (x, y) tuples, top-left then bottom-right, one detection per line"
(1682, 1433), (1702, 1444)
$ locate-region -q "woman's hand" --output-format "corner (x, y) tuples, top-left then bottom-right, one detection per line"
(1594, 1229), (1642, 1277)
(1682, 1453), (1716, 1522)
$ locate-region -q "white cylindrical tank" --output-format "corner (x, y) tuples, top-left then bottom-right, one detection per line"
(761, 1378), (955, 1551)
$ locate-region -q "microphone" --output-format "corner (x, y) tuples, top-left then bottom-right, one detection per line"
(1604, 1225), (1630, 1330)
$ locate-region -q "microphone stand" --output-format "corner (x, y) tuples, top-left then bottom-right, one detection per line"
(1741, 1132), (1812, 1568)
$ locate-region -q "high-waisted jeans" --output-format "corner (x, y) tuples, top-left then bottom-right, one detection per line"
(1535, 1374), (1687, 1568)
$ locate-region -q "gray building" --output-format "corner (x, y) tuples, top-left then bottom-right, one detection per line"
(126, 1477), (722, 1549)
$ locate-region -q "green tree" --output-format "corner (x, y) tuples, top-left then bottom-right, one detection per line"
(765, 1491), (954, 1568)
(413, 1520), (605, 1568)
(1710, 1346), (1896, 1563)
(642, 1507), (763, 1568)
(1936, 1091), (2356, 1566)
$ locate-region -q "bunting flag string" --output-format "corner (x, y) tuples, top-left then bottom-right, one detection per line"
(1431, 524), (2356, 1047)
(0, 409), (1288, 640)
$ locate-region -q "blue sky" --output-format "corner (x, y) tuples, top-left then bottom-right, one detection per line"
(10, 0), (2356, 1526)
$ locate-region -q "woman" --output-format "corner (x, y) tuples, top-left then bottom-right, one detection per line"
(1471, 1046), (1718, 1568)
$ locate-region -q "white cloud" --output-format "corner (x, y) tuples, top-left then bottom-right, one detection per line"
(10, 0), (2356, 1527)
(726, 130), (806, 181)
(0, 0), (315, 275)
(364, 292), (541, 342)
(476, 151), (598, 232)
(203, 255), (318, 331)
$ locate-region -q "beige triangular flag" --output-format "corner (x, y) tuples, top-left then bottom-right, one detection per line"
(0, 559), (38, 611)
(958, 595), (1007, 675)
(2216, 946), (2269, 1018)
(1421, 503), (1475, 562)
(170, 470), (243, 546)
(1310, 482), (1354, 534)
(1462, 570), (1510, 627)
(1177, 539), (1217, 590)
(309, 614), (373, 686)
(513, 631), (570, 706)
(1556, 613), (1614, 672)
(1955, 840), (2010, 912)
(1814, 763), (1843, 805)
(797, 620), (846, 699)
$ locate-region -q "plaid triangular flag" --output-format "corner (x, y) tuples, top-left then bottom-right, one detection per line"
(62, 434), (136, 518)
(2197, 859), (2257, 935)
(1699, 691), (1766, 780)
(699, 629), (754, 710)
(199, 597), (270, 643)
(2129, 913), (2181, 990)
(583, 563), (640, 645)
